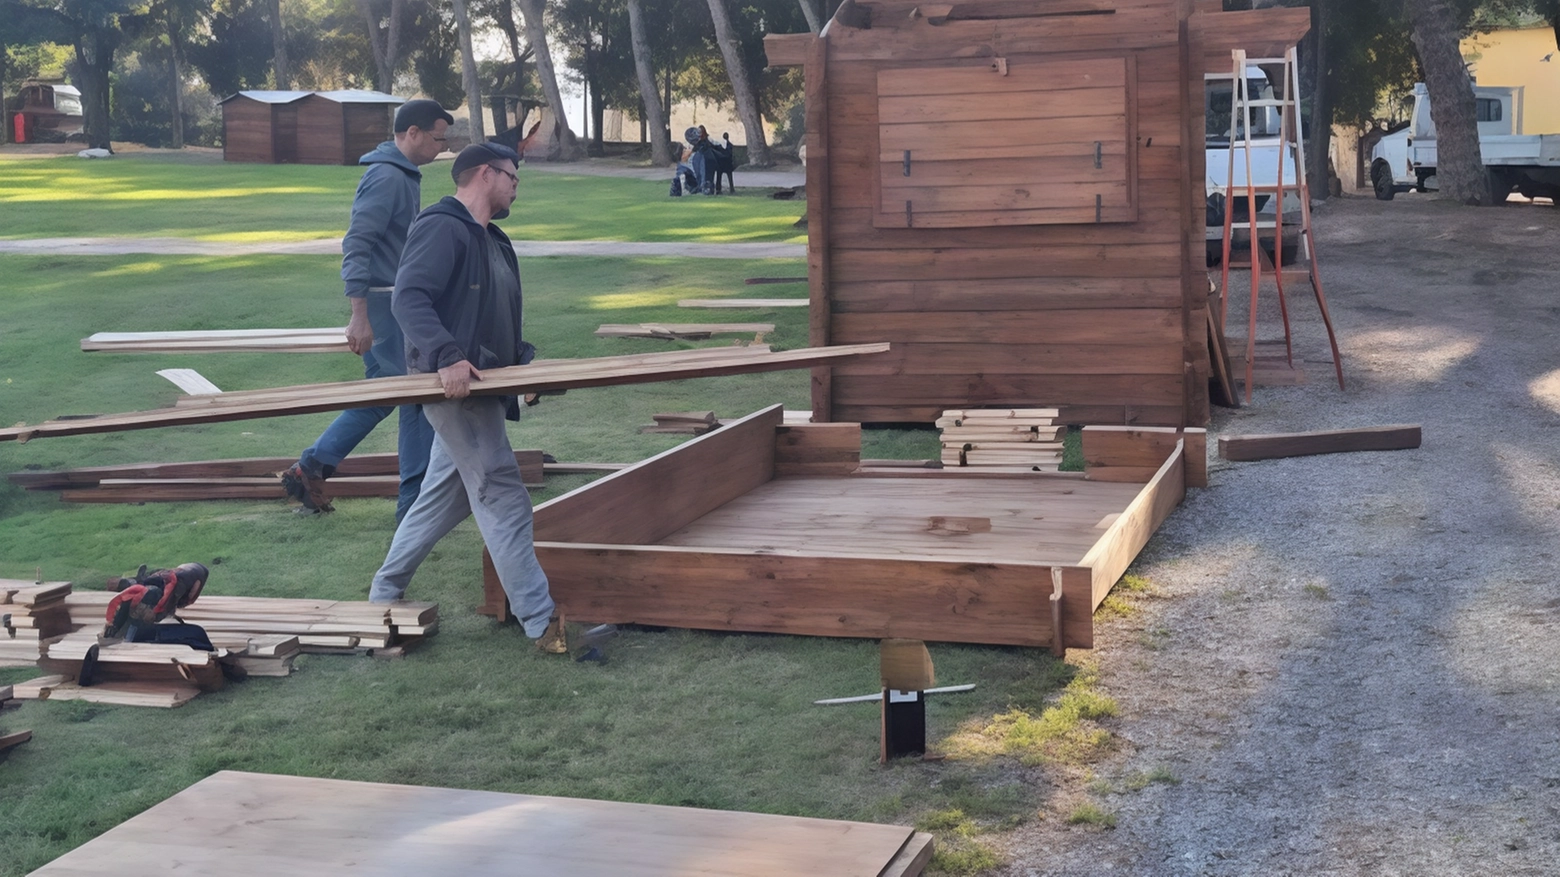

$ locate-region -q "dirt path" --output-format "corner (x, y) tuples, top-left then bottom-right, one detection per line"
(0, 237), (805, 260)
(992, 194), (1560, 876)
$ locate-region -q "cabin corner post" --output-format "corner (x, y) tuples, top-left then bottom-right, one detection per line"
(806, 33), (834, 423)
(1178, 10), (1212, 427)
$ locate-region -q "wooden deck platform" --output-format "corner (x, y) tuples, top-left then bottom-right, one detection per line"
(483, 405), (1205, 651)
(28, 771), (933, 877)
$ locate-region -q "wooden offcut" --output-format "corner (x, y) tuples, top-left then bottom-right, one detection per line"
(0, 344), (890, 443)
(83, 328), (350, 354)
(1218, 425), (1423, 462)
(28, 771), (935, 876)
(677, 299), (809, 308)
(764, 2), (1313, 426)
(880, 639), (934, 691)
(483, 406), (1196, 650)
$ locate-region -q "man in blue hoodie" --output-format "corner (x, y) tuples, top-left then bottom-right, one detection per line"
(280, 98), (453, 521)
(368, 142), (565, 654)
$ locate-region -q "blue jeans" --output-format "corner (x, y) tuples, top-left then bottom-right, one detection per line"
(299, 291), (433, 521)
(368, 396), (555, 636)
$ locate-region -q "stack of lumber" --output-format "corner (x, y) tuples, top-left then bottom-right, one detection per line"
(9, 673), (200, 708)
(81, 328), (350, 354)
(10, 450), (545, 503)
(1, 581), (73, 666)
(63, 592), (437, 652)
(936, 409), (1065, 472)
(43, 633), (226, 692)
(207, 635), (302, 676)
(594, 323), (772, 341)
(639, 411), (720, 435)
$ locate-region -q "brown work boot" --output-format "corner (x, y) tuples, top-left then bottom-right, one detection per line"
(278, 463), (334, 513)
(534, 614), (568, 654)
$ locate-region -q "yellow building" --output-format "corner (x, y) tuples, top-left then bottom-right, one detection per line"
(1462, 25), (1560, 134)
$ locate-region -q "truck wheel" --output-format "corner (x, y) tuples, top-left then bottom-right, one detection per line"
(1372, 163), (1396, 201)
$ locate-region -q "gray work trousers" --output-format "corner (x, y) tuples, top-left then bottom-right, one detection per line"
(368, 396), (555, 637)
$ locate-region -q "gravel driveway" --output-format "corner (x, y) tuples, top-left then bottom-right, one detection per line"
(994, 194), (1560, 876)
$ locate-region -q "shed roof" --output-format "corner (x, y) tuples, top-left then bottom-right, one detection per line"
(312, 89), (405, 105)
(221, 90), (312, 105)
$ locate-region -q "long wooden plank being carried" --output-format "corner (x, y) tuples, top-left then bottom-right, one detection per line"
(1217, 425), (1423, 462)
(0, 344), (890, 443)
(677, 299), (809, 308)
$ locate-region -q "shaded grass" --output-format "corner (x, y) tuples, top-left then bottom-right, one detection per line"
(0, 249), (1087, 875)
(0, 151), (807, 244)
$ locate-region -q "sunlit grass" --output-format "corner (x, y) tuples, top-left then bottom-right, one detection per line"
(0, 152), (806, 244)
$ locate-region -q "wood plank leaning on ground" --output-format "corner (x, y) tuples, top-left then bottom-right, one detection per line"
(0, 344), (891, 443)
(1218, 425), (1422, 462)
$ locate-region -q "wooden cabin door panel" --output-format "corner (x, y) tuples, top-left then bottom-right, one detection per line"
(874, 57), (1137, 228)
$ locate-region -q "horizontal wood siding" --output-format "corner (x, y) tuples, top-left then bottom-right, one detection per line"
(294, 96), (345, 166)
(221, 99), (275, 164)
(343, 104), (394, 165)
(817, 5), (1200, 426)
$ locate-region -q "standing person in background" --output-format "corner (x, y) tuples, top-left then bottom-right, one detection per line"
(280, 99), (454, 521)
(368, 142), (566, 655)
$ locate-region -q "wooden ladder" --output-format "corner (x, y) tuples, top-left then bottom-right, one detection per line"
(1217, 47), (1345, 402)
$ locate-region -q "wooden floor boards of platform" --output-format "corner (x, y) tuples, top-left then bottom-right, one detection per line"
(28, 771), (933, 877)
(659, 476), (1143, 565)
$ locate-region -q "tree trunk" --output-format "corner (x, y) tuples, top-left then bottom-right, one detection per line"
(703, 0), (772, 166)
(167, 8), (185, 149)
(450, 0), (484, 141)
(589, 58), (605, 155)
(1307, 0), (1329, 198)
(494, 0), (529, 99)
(72, 31), (115, 151)
(1406, 0), (1498, 204)
(357, 0), (390, 91)
(0, 50), (9, 145)
(268, 0), (290, 89)
(798, 0), (821, 34)
(385, 0), (403, 93)
(515, 0), (583, 160)
(626, 0), (671, 165)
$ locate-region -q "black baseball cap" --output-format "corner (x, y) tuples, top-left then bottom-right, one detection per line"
(394, 99), (455, 133)
(451, 142), (523, 182)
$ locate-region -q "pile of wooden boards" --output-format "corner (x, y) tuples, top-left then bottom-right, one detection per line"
(594, 324), (772, 341)
(81, 328), (350, 354)
(639, 411), (721, 435)
(936, 409), (1065, 472)
(0, 684), (28, 751)
(63, 592), (438, 652)
(1, 581), (73, 666)
(8, 450), (545, 503)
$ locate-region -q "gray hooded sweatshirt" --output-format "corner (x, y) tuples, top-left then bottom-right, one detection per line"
(341, 141), (422, 298)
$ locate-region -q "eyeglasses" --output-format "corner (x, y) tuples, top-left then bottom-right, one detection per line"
(488, 165), (518, 184)
(430, 135), (448, 142)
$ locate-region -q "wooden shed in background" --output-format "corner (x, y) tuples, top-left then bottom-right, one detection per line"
(220, 89), (402, 165)
(219, 91), (309, 164)
(765, 0), (1312, 427)
(293, 90), (404, 166)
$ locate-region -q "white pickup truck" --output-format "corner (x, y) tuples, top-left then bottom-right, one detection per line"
(1370, 82), (1560, 201)
(1205, 67), (1301, 263)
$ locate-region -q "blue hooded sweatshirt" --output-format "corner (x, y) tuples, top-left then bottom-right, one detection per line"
(340, 141), (422, 298)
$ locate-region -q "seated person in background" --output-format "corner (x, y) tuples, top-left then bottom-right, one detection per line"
(713, 132), (736, 194)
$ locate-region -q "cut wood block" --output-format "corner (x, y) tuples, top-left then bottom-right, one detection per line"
(0, 728), (33, 752)
(29, 679), (199, 708)
(881, 639), (935, 691)
(156, 368), (223, 396)
(653, 411), (718, 425)
(1218, 425), (1423, 462)
(2, 582), (72, 605)
(677, 298), (809, 308)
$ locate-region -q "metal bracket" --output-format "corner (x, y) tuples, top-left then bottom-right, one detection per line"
(905, 200), (914, 227)
(903, 150), (911, 177)
(1095, 194), (1103, 223)
(1094, 141), (1102, 169)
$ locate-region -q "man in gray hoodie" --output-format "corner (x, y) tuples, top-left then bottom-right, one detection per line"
(368, 142), (564, 654)
(280, 99), (453, 521)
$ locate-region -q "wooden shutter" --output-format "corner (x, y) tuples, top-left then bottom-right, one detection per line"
(875, 57), (1137, 228)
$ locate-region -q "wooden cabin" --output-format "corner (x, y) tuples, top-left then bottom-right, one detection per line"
(293, 90), (404, 166)
(220, 90), (402, 165)
(765, 0), (1312, 427)
(220, 91), (309, 163)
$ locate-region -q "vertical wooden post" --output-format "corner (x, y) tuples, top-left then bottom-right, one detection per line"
(805, 34), (833, 423)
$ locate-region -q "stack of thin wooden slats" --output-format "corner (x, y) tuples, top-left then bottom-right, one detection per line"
(63, 592), (437, 652)
(936, 409), (1065, 472)
(1, 581), (73, 666)
(639, 411), (720, 435)
(9, 450), (545, 503)
(594, 324), (772, 341)
(208, 634), (303, 676)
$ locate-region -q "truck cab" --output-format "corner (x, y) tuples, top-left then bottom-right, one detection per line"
(1205, 67), (1301, 263)
(5, 79), (84, 143)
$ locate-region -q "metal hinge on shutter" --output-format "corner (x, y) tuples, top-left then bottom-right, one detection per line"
(1095, 194), (1103, 223)
(1094, 141), (1103, 169)
(903, 150), (912, 177)
(906, 200), (914, 227)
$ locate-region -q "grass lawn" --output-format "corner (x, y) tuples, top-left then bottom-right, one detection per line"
(0, 150), (808, 244)
(0, 171), (1104, 877)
